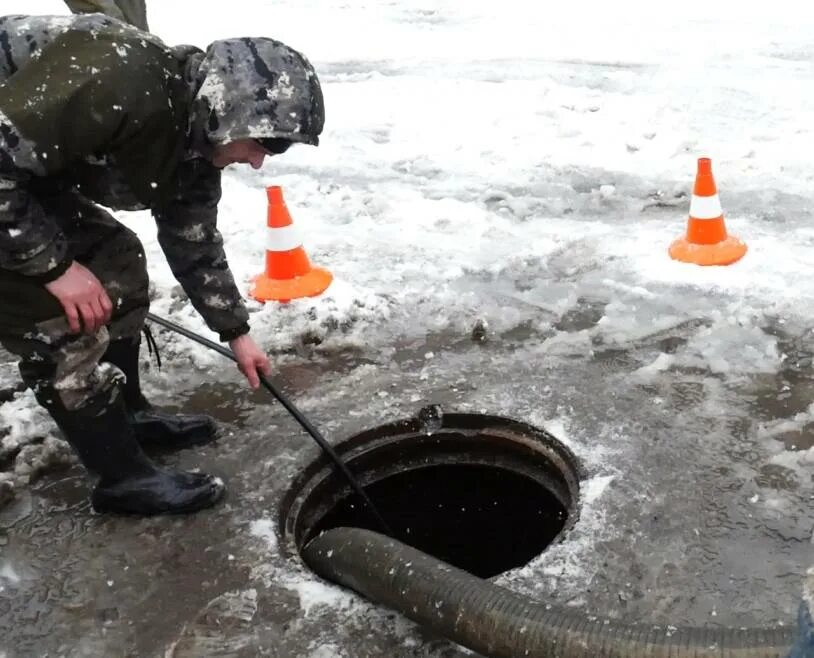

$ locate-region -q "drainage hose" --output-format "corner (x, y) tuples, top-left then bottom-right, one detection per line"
(303, 527), (794, 658)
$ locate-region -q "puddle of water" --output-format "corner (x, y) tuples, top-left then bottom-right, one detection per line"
(774, 425), (814, 452)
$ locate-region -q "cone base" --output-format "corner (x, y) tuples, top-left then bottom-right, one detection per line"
(668, 235), (747, 266)
(250, 267), (333, 302)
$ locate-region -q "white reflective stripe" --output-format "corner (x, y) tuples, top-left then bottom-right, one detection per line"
(266, 224), (303, 252)
(689, 194), (722, 220)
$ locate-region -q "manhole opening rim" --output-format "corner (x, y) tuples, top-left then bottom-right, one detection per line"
(279, 411), (583, 559)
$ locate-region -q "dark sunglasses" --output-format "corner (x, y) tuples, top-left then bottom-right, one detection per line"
(256, 138), (292, 155)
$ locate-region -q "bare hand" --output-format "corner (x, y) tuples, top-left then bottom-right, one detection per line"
(44, 262), (113, 335)
(229, 334), (272, 389)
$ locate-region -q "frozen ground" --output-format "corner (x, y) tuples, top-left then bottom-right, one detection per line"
(2, 0), (814, 656)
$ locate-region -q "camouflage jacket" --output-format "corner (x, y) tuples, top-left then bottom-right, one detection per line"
(0, 14), (325, 341)
(0, 14), (324, 340)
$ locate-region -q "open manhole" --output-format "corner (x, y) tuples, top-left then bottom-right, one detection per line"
(280, 407), (581, 578)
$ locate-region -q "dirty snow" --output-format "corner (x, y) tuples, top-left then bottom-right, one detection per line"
(249, 518), (279, 551)
(1, 0), (813, 652)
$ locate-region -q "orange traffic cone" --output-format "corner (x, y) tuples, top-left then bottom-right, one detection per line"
(668, 157), (747, 266)
(249, 186), (333, 302)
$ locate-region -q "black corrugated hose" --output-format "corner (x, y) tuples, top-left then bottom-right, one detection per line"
(304, 527), (797, 658)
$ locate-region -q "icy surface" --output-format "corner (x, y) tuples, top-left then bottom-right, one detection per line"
(2, 0), (813, 656)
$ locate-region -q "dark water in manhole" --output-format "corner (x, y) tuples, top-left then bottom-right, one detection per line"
(309, 463), (568, 578)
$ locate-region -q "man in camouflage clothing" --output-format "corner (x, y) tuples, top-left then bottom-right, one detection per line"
(0, 14), (325, 515)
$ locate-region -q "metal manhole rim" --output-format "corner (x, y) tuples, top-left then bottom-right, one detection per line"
(278, 408), (583, 563)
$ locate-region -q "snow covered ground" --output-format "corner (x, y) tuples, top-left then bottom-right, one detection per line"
(2, 1), (814, 655)
(6, 0), (814, 375)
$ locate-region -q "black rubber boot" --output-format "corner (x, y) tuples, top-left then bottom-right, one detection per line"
(103, 337), (218, 451)
(46, 392), (225, 515)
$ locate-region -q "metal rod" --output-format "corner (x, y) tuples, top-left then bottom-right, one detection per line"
(145, 312), (393, 536)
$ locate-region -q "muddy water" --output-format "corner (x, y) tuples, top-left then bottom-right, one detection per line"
(1, 308), (811, 656)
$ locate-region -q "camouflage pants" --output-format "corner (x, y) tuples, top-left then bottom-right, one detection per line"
(0, 189), (149, 411)
(63, 0), (149, 31)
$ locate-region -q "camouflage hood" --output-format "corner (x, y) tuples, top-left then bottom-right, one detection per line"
(191, 37), (324, 148)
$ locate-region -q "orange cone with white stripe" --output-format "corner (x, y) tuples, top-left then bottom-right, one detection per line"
(668, 157), (747, 266)
(249, 186), (333, 302)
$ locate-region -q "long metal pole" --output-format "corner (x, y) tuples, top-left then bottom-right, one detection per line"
(145, 312), (392, 536)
